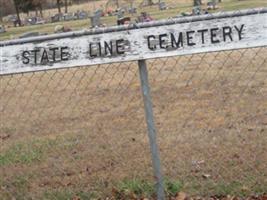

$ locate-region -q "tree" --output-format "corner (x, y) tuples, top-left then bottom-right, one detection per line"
(18, 0), (44, 17)
(12, 0), (22, 26)
(64, 0), (68, 13)
(147, 0), (154, 5)
(56, 0), (62, 13)
(139, 0), (154, 7)
(0, 0), (15, 18)
(32, 0), (45, 17)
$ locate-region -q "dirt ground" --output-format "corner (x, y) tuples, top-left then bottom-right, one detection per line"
(0, 47), (267, 199)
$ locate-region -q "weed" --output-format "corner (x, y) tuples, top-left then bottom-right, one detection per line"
(42, 190), (97, 200)
(117, 179), (155, 198)
(164, 179), (183, 196)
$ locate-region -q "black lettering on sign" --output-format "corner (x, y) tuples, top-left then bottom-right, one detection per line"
(197, 29), (208, 44)
(145, 24), (246, 52)
(235, 24), (245, 40)
(21, 47), (70, 65)
(104, 41), (113, 55)
(88, 39), (126, 58)
(61, 47), (69, 61)
(98, 42), (102, 56)
(41, 49), (49, 64)
(147, 35), (156, 50)
(89, 43), (97, 58)
(116, 39), (125, 55)
(210, 28), (220, 44)
(31, 49), (40, 64)
(49, 47), (59, 62)
(222, 26), (233, 42)
(22, 51), (30, 64)
(170, 32), (183, 48)
(159, 34), (168, 49)
(186, 31), (196, 46)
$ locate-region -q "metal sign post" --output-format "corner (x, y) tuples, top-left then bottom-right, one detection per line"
(138, 59), (165, 199)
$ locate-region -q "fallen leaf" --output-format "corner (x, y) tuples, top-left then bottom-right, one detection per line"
(202, 174), (211, 179)
(0, 134), (10, 140)
(72, 196), (80, 200)
(176, 192), (187, 200)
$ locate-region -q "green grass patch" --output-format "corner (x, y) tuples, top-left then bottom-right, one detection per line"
(115, 178), (183, 198)
(1, 0), (266, 41)
(0, 174), (31, 200)
(0, 139), (54, 166)
(42, 190), (97, 200)
(116, 179), (155, 198)
(183, 178), (267, 197)
(164, 179), (184, 196)
(0, 135), (81, 166)
(219, 0), (267, 11)
(213, 181), (247, 196)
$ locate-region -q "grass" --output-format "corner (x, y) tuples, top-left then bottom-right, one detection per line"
(116, 179), (155, 198)
(0, 139), (55, 166)
(164, 179), (184, 196)
(0, 0), (266, 41)
(0, 135), (81, 166)
(42, 190), (96, 200)
(114, 178), (183, 198)
(0, 174), (31, 200)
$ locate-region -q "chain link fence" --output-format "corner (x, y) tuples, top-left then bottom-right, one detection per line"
(1, 8), (267, 200)
(1, 46), (266, 199)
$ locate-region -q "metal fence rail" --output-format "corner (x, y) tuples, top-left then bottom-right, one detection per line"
(1, 8), (267, 200)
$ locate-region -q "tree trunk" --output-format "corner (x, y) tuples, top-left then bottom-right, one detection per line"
(39, 3), (43, 17)
(13, 0), (22, 26)
(35, 8), (38, 16)
(57, 0), (61, 13)
(147, 0), (154, 5)
(64, 0), (68, 13)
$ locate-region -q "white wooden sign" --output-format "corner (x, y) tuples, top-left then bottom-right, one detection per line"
(1, 10), (267, 75)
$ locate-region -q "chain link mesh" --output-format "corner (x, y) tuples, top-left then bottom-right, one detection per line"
(1, 46), (266, 199)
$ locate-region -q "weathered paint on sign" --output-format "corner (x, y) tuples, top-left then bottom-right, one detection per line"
(1, 10), (267, 75)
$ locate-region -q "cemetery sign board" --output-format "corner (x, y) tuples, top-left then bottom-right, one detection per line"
(1, 8), (267, 75)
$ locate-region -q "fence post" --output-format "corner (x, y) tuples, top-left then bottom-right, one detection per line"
(138, 59), (165, 200)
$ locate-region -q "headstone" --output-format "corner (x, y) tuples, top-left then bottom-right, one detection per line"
(192, 6), (201, 15)
(63, 13), (76, 21)
(0, 25), (6, 33)
(51, 13), (63, 23)
(116, 9), (124, 19)
(159, 2), (167, 10)
(128, 7), (137, 14)
(90, 10), (103, 27)
(207, 0), (218, 10)
(137, 12), (153, 23)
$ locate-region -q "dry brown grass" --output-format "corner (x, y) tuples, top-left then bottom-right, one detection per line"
(0, 47), (267, 199)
